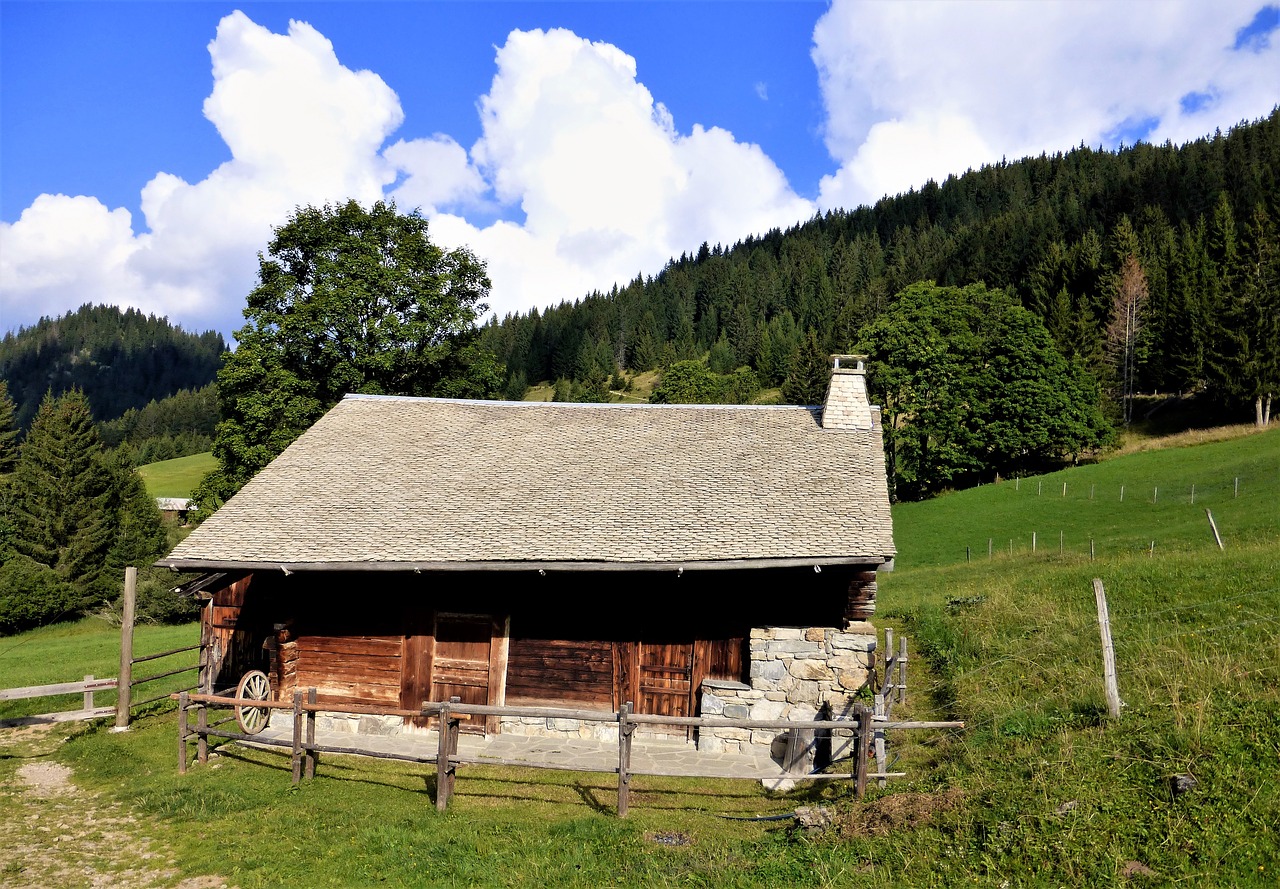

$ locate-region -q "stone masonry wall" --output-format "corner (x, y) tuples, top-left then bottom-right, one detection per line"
(697, 623), (877, 756)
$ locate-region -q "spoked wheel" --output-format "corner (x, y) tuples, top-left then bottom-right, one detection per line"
(235, 670), (271, 735)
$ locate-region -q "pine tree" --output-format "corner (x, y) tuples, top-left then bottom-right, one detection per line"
(10, 390), (117, 607)
(781, 330), (831, 405)
(0, 382), (18, 477)
(106, 451), (167, 575)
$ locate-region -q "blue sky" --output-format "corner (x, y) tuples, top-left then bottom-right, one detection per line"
(2, 1), (1278, 339)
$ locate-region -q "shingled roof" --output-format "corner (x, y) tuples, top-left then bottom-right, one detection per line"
(159, 394), (895, 572)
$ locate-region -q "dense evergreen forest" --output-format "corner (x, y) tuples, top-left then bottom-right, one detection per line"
(0, 304), (227, 430)
(479, 110), (1279, 428)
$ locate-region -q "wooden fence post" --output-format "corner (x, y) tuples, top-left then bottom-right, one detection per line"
(897, 636), (908, 705)
(305, 687), (318, 779)
(196, 700), (208, 764)
(291, 691), (304, 785)
(853, 703), (870, 799)
(177, 691), (188, 774)
(1206, 509), (1225, 551)
(436, 696), (461, 812)
(1092, 579), (1123, 720)
(115, 567), (137, 729)
(873, 694), (887, 790)
(83, 675), (94, 713)
(617, 701), (634, 817)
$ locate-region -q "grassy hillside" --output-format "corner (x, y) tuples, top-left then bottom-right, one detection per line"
(893, 425), (1279, 570)
(138, 451), (216, 500)
(874, 426), (1279, 885)
(1, 429), (1276, 886)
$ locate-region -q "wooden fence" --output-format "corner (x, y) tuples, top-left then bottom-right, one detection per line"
(0, 675), (117, 724)
(176, 689), (962, 817)
(114, 566), (201, 728)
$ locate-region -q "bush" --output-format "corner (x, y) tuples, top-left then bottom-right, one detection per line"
(0, 556), (77, 635)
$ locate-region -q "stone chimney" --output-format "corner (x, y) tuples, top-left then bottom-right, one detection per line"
(821, 354), (874, 430)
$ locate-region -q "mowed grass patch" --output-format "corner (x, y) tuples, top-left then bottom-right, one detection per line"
(892, 424), (1279, 570)
(0, 617), (199, 721)
(138, 451), (217, 499)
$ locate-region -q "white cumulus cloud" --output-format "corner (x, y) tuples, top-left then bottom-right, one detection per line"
(2, 11), (404, 336)
(421, 28), (814, 319)
(813, 0), (1280, 211)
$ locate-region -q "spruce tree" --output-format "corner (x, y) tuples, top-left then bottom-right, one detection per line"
(0, 382), (17, 477)
(11, 390), (117, 607)
(781, 330), (831, 405)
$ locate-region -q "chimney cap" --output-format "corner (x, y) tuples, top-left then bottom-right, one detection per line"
(830, 354), (867, 372)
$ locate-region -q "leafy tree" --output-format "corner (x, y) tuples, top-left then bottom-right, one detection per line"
(195, 200), (502, 510)
(859, 283), (1112, 499)
(649, 361), (721, 404)
(781, 330), (830, 405)
(10, 390), (117, 605)
(0, 555), (76, 635)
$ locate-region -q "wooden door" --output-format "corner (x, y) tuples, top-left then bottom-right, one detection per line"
(636, 641), (694, 720)
(431, 613), (494, 732)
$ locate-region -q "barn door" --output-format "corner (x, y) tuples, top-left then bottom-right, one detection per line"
(431, 613), (494, 732)
(637, 641), (695, 726)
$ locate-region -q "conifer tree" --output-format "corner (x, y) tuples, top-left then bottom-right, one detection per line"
(781, 330), (831, 405)
(0, 383), (18, 479)
(10, 390), (117, 606)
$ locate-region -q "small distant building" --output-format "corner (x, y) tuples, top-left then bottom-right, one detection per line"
(158, 356), (896, 751)
(155, 498), (195, 522)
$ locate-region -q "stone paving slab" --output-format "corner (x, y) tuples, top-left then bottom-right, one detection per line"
(248, 725), (797, 783)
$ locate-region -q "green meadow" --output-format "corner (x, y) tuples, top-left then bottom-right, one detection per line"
(137, 451), (217, 500)
(1, 427), (1276, 886)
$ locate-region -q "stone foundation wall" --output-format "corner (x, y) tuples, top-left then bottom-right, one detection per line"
(697, 623), (876, 756)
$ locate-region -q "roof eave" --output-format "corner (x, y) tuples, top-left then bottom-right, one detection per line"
(155, 554), (897, 574)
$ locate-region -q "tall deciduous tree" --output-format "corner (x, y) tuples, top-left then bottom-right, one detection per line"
(195, 200), (502, 509)
(1106, 255), (1149, 424)
(859, 283), (1112, 500)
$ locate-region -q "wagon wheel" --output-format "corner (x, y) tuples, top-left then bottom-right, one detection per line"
(235, 670), (271, 735)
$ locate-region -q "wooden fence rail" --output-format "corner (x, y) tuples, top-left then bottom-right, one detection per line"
(176, 690), (963, 817)
(0, 675), (117, 723)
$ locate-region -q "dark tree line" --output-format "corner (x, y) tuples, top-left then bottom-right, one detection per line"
(0, 304), (226, 430)
(480, 109), (1280, 435)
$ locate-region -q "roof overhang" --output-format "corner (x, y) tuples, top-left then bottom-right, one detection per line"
(156, 555), (897, 574)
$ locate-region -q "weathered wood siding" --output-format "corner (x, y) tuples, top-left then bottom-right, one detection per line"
(294, 634), (403, 707)
(506, 639), (614, 706)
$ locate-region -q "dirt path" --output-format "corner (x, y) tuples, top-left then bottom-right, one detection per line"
(0, 723), (229, 889)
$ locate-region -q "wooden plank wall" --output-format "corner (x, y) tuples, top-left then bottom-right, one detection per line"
(506, 639), (613, 707)
(294, 635), (403, 707)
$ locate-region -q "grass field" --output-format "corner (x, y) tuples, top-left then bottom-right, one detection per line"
(137, 451), (217, 500)
(2, 427), (1277, 886)
(0, 617), (199, 721)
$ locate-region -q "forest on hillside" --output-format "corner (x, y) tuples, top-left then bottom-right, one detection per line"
(479, 109), (1279, 431)
(0, 304), (227, 430)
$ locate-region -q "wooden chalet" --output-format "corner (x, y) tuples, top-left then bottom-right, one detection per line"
(159, 357), (895, 737)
